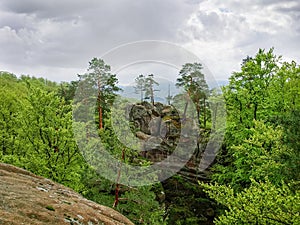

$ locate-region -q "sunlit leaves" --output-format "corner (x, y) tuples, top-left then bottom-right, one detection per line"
(202, 179), (300, 225)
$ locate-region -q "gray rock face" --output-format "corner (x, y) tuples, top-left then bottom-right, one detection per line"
(128, 101), (210, 182)
(129, 102), (181, 159)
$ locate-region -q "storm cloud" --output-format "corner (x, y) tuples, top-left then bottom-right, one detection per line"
(0, 0), (299, 82)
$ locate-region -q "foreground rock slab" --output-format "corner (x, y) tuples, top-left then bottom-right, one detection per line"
(0, 163), (134, 225)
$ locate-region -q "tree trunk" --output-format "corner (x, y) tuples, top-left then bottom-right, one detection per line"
(150, 85), (154, 106)
(99, 106), (103, 129)
(239, 100), (243, 124)
(97, 79), (103, 130)
(254, 102), (258, 121)
(183, 101), (189, 121)
(212, 102), (218, 130)
(196, 105), (201, 127)
(97, 91), (103, 129)
(203, 98), (206, 128)
(113, 149), (125, 208)
(195, 106), (200, 157)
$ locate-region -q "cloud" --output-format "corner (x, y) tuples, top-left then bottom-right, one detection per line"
(0, 0), (198, 81)
(0, 0), (100, 18)
(178, 0), (300, 80)
(0, 0), (299, 82)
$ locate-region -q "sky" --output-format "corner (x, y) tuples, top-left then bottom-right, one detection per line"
(0, 0), (299, 84)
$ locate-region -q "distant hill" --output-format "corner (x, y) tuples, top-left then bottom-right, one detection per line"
(216, 80), (229, 87)
(118, 79), (228, 103)
(118, 79), (179, 104)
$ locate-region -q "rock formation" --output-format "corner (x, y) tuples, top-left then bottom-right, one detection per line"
(129, 101), (210, 182)
(129, 101), (216, 224)
(0, 163), (134, 225)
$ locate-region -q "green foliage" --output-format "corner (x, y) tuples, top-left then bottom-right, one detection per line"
(2, 49), (299, 225)
(116, 186), (166, 225)
(176, 62), (209, 127)
(223, 48), (282, 148)
(0, 74), (85, 191)
(73, 70), (166, 223)
(225, 48), (280, 125)
(0, 74), (28, 157)
(134, 74), (159, 105)
(78, 57), (121, 103)
(0, 69), (166, 224)
(267, 61), (300, 178)
(214, 49), (300, 187)
(79, 166), (167, 224)
(58, 81), (79, 103)
(21, 87), (85, 190)
(207, 48), (300, 225)
(19, 74), (60, 93)
(75, 102), (166, 224)
(202, 179), (300, 225)
(212, 121), (293, 189)
(134, 74), (146, 102)
(77, 57), (121, 129)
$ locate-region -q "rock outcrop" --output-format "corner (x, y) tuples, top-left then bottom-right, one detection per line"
(129, 102), (182, 160)
(0, 163), (134, 225)
(129, 102), (215, 224)
(129, 101), (210, 182)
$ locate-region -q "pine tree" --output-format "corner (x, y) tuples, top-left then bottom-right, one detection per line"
(144, 74), (159, 105)
(176, 63), (209, 127)
(134, 74), (146, 102)
(78, 58), (121, 129)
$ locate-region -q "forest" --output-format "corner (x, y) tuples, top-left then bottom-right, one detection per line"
(0, 47), (299, 225)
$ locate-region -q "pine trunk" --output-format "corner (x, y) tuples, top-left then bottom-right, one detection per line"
(203, 98), (206, 128)
(99, 106), (103, 129)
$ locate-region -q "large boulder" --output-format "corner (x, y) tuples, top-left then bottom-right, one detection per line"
(0, 163), (134, 225)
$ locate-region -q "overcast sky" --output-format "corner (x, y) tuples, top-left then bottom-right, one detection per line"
(0, 0), (299, 84)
